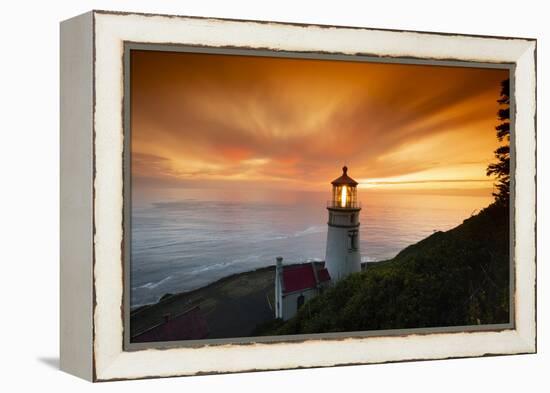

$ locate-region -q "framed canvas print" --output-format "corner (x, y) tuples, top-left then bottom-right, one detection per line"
(60, 10), (537, 381)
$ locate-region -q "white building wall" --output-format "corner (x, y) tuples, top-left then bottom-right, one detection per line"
(281, 288), (318, 321)
(274, 258), (284, 319)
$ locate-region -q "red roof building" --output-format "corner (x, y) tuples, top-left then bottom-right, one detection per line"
(275, 259), (332, 321)
(132, 305), (208, 343)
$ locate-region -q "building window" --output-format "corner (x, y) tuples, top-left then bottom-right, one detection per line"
(297, 294), (305, 310)
(348, 229), (358, 251)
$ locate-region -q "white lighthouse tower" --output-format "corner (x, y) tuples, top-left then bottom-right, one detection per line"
(325, 166), (362, 283)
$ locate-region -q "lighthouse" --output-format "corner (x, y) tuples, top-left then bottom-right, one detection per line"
(325, 166), (362, 283)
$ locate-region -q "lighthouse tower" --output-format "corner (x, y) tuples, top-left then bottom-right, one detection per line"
(325, 166), (362, 283)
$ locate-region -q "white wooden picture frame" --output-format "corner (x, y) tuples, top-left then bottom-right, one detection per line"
(60, 10), (536, 382)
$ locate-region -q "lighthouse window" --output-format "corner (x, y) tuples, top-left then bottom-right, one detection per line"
(350, 214), (355, 224)
(348, 230), (358, 251)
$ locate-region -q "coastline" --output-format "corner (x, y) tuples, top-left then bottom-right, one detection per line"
(129, 261), (370, 341)
(131, 264), (278, 340)
(131, 192), (489, 307)
(130, 202), (509, 342)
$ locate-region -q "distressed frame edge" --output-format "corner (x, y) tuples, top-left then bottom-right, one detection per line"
(512, 39), (537, 354)
(91, 8), (538, 42)
(90, 11), (537, 381)
(59, 11), (95, 382)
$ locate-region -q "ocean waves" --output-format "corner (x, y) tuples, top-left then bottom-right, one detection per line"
(130, 194), (489, 307)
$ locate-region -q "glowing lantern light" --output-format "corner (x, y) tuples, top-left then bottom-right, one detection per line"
(329, 166), (358, 209)
(341, 186), (347, 207)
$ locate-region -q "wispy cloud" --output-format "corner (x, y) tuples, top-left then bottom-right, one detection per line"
(130, 51), (508, 195)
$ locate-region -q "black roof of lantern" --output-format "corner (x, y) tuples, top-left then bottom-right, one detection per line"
(331, 166), (358, 187)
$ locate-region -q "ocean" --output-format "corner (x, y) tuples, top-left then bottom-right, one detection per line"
(131, 190), (492, 308)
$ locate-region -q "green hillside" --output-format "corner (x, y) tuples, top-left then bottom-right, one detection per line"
(259, 202), (510, 335)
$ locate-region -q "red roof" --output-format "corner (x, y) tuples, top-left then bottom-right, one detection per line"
(282, 263), (331, 293)
(132, 306), (208, 343)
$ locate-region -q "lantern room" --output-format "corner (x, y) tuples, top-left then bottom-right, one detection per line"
(329, 166), (359, 209)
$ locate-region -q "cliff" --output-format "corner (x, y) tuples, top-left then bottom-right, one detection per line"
(257, 202), (510, 335)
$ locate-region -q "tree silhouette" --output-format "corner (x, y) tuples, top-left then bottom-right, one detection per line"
(487, 78), (510, 205)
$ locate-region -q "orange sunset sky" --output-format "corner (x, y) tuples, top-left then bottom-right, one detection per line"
(130, 50), (509, 198)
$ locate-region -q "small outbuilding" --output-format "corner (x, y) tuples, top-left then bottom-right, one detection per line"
(274, 257), (331, 321)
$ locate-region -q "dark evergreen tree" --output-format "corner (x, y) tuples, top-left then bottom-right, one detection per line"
(487, 78), (510, 205)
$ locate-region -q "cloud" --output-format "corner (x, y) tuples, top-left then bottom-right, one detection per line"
(130, 50), (508, 194)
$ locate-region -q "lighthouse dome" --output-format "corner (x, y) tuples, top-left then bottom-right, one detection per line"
(331, 166), (358, 186)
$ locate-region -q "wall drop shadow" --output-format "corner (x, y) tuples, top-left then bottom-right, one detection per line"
(37, 357), (59, 370)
